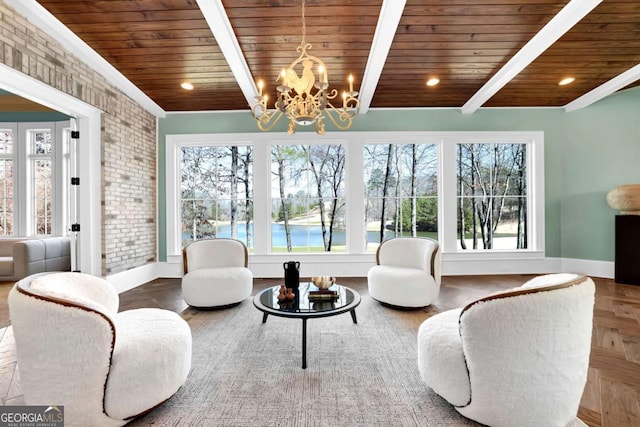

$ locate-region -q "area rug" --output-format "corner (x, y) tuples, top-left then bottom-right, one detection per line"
(130, 295), (478, 426)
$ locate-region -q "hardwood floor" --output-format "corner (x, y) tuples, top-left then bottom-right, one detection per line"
(0, 274), (638, 426)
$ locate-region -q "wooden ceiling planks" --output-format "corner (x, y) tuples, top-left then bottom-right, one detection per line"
(372, 0), (568, 108)
(37, 0), (248, 111)
(35, 0), (640, 112)
(487, 0), (640, 107)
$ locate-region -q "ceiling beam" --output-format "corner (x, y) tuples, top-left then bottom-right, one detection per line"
(5, 0), (166, 118)
(195, 0), (257, 110)
(461, 0), (602, 115)
(564, 63), (640, 112)
(358, 0), (407, 114)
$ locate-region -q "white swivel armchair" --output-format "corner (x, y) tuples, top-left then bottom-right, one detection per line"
(417, 273), (595, 427)
(8, 272), (192, 427)
(367, 237), (441, 308)
(182, 238), (253, 309)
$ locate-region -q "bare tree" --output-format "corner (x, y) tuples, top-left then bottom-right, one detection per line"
(409, 144), (418, 236)
(304, 145), (345, 251)
(272, 146), (292, 251)
(458, 146), (467, 249)
(239, 147), (253, 247)
(458, 143), (525, 250)
(380, 144), (394, 242)
(230, 146), (238, 239)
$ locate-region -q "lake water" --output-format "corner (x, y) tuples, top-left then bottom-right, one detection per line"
(184, 223), (396, 247)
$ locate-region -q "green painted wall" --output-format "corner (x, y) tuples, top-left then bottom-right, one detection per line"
(561, 88), (640, 262)
(157, 88), (639, 263)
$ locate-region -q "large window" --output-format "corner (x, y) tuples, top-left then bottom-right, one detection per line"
(364, 143), (438, 251)
(457, 142), (527, 250)
(29, 129), (53, 235)
(0, 127), (14, 235)
(180, 145), (253, 249)
(166, 132), (543, 266)
(0, 121), (70, 237)
(270, 144), (346, 252)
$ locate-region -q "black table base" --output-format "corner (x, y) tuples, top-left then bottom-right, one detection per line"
(261, 309), (358, 369)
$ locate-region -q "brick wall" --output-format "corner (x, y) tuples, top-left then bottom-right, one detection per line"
(0, 1), (157, 275)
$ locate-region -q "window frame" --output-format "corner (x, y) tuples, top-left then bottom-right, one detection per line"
(0, 123), (17, 235)
(269, 141), (348, 253)
(165, 131), (544, 267)
(440, 134), (544, 261)
(0, 121), (70, 237)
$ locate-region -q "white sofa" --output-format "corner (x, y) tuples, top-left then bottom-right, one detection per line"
(9, 272), (192, 427)
(0, 237), (71, 281)
(417, 273), (595, 427)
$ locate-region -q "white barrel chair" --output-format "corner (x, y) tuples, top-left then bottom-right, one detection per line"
(8, 272), (192, 427)
(181, 238), (253, 309)
(417, 273), (595, 427)
(367, 237), (441, 308)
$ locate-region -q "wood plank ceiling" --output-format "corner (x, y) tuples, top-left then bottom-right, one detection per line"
(34, 0), (640, 112)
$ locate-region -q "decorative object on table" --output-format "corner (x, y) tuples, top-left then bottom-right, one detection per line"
(277, 285), (287, 301)
(283, 261), (301, 290)
(308, 287), (339, 301)
(311, 275), (335, 290)
(277, 284), (295, 302)
(607, 184), (640, 214)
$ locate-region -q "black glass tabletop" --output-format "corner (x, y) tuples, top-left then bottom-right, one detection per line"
(253, 282), (360, 319)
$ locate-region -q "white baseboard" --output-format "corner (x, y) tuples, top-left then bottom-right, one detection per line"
(558, 258), (614, 279)
(106, 262), (160, 294)
(113, 257), (615, 293)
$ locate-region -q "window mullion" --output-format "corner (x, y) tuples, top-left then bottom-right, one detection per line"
(440, 139), (458, 253)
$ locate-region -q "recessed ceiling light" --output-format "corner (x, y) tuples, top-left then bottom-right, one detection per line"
(558, 77), (575, 86)
(181, 82), (194, 90)
(426, 78), (440, 87)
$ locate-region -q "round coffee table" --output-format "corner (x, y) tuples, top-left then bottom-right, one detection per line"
(253, 282), (361, 369)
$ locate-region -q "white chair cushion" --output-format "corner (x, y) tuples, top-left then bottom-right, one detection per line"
(417, 308), (470, 406)
(30, 272), (119, 314)
(105, 308), (192, 420)
(368, 265), (438, 307)
(182, 267), (252, 307)
(185, 239), (246, 270)
(377, 237), (438, 271)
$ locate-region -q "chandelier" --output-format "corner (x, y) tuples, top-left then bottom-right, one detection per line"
(251, 0), (360, 135)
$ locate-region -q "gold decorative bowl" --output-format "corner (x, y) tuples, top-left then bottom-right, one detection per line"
(311, 276), (335, 290)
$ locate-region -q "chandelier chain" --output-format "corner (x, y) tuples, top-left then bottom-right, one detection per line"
(301, 0), (306, 44)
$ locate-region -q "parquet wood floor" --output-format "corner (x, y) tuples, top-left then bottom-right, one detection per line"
(0, 274), (638, 426)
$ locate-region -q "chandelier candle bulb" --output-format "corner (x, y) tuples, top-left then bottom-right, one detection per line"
(319, 65), (326, 83)
(349, 74), (354, 92)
